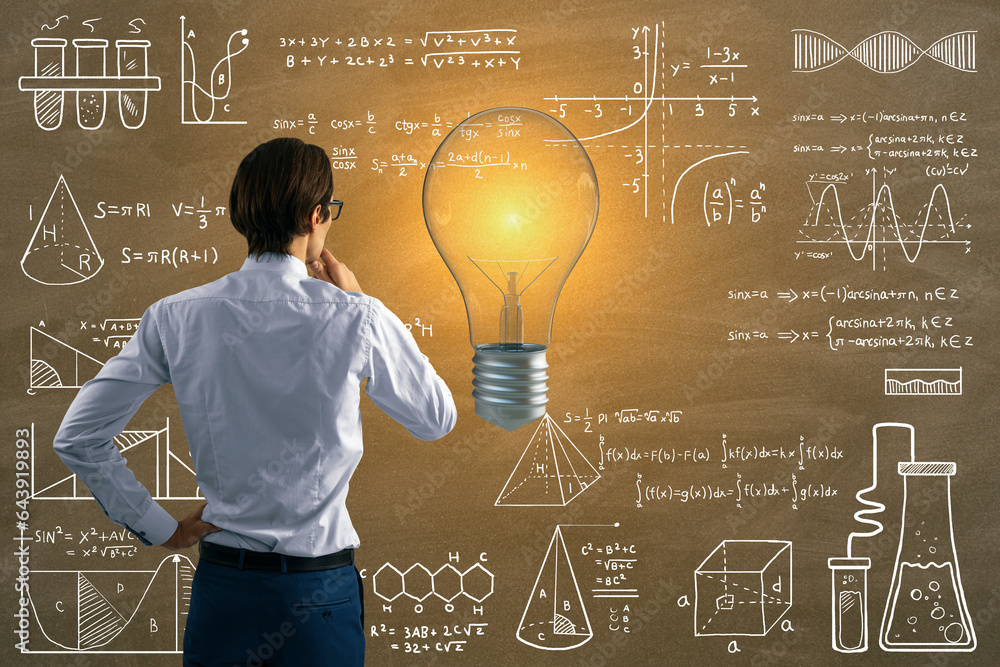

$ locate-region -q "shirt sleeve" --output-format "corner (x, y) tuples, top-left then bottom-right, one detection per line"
(363, 299), (457, 440)
(53, 301), (178, 546)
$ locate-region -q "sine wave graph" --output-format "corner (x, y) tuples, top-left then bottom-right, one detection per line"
(799, 180), (969, 270)
(793, 30), (976, 73)
(24, 555), (193, 653)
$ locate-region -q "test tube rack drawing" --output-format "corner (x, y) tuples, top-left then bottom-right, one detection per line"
(19, 37), (161, 131)
(828, 423), (976, 653)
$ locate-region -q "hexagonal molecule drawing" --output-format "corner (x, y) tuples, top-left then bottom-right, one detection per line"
(517, 526), (592, 650)
(496, 414), (600, 507)
(372, 561), (493, 605)
(21, 175), (103, 285)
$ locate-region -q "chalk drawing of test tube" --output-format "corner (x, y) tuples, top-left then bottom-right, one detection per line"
(74, 39), (108, 129)
(19, 37), (160, 130)
(117, 40), (153, 128)
(25, 38), (67, 130)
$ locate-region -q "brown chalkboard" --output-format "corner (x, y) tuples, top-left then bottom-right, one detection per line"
(3, 0), (998, 664)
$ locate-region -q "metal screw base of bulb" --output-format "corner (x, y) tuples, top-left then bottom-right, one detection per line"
(472, 344), (548, 431)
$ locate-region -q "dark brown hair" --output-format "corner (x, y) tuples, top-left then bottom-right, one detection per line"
(230, 137), (333, 257)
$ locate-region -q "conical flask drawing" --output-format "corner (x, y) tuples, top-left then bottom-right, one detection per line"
(517, 526), (593, 650)
(880, 461), (976, 652)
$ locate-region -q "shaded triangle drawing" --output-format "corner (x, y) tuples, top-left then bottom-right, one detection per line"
(32, 421), (201, 501)
(21, 175), (104, 285)
(78, 573), (127, 649)
(30, 326), (104, 390)
(496, 414), (600, 506)
(26, 555), (196, 653)
(517, 526), (593, 650)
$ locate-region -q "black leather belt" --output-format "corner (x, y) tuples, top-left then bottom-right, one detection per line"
(199, 541), (353, 572)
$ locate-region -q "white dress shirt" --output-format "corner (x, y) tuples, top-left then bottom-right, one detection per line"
(54, 252), (456, 557)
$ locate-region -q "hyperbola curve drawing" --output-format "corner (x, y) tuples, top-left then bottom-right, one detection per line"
(495, 414), (600, 507)
(24, 555), (193, 654)
(542, 21), (758, 223)
(21, 175), (104, 285)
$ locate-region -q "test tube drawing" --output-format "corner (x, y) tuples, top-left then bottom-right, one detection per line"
(19, 35), (160, 130)
(829, 423), (977, 653)
(117, 40), (151, 128)
(29, 38), (67, 131)
(74, 39), (108, 130)
(828, 557), (871, 652)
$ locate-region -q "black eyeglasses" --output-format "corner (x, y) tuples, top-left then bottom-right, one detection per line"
(323, 200), (344, 221)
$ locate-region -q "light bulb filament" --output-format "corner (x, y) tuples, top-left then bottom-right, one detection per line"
(500, 271), (524, 349)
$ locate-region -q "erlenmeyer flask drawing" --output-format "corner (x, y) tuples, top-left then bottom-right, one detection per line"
(880, 461), (976, 652)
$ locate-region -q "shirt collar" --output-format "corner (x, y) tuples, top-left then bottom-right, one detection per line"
(240, 252), (309, 277)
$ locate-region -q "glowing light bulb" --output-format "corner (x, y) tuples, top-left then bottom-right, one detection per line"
(423, 107), (599, 430)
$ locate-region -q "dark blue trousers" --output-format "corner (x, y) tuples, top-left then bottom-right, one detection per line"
(183, 555), (364, 666)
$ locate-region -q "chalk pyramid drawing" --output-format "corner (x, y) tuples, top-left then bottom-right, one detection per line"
(21, 175), (104, 285)
(517, 526), (593, 650)
(29, 326), (104, 391)
(496, 413), (600, 506)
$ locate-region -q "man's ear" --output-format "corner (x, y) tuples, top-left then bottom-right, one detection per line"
(309, 205), (324, 231)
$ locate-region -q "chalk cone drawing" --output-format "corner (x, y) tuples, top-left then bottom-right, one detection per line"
(495, 414), (600, 506)
(21, 175), (104, 285)
(517, 526), (593, 650)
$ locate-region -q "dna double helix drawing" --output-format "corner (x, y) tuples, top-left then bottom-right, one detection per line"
(792, 30), (976, 73)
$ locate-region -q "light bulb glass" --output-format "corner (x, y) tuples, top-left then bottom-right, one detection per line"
(423, 107), (598, 430)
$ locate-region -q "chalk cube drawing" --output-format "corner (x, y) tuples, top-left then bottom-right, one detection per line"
(694, 540), (792, 636)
